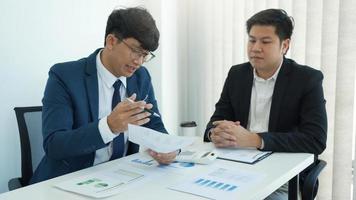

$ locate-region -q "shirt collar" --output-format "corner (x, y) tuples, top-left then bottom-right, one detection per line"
(96, 49), (127, 89)
(253, 58), (283, 82)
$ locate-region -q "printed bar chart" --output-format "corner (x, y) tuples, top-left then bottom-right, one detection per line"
(193, 178), (238, 192)
(168, 167), (265, 199)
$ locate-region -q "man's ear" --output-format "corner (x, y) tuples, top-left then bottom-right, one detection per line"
(282, 38), (290, 55)
(105, 34), (117, 50)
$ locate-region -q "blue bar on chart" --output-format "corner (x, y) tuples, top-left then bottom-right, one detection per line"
(207, 181), (217, 187)
(228, 185), (237, 191)
(214, 182), (224, 188)
(200, 179), (211, 186)
(195, 179), (204, 184)
(193, 178), (238, 192)
(220, 184), (230, 190)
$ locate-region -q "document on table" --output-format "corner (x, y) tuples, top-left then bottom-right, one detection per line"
(55, 165), (154, 198)
(168, 167), (265, 200)
(128, 124), (195, 153)
(215, 148), (272, 164)
(125, 153), (205, 175)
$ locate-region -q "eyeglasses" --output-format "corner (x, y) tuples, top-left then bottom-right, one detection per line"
(118, 38), (155, 63)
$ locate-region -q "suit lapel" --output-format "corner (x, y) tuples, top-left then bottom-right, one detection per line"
(85, 49), (101, 121)
(269, 59), (291, 131)
(126, 72), (140, 153)
(240, 66), (254, 127)
(126, 74), (140, 99)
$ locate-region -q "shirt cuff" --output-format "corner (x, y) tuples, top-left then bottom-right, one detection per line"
(207, 128), (213, 142)
(260, 138), (265, 149)
(98, 116), (117, 144)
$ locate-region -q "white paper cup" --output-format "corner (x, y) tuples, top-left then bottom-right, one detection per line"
(181, 126), (196, 137)
(180, 121), (197, 137)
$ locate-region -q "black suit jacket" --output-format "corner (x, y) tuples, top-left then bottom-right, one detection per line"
(204, 58), (327, 154)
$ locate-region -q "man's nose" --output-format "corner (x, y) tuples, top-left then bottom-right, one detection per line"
(251, 42), (262, 52)
(132, 56), (144, 65)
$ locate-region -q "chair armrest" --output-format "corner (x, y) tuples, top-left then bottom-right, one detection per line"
(8, 177), (23, 191)
(302, 159), (327, 200)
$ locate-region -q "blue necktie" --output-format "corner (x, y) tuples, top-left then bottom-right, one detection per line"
(110, 80), (125, 160)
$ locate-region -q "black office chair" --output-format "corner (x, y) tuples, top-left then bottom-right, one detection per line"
(300, 159), (327, 200)
(8, 106), (44, 190)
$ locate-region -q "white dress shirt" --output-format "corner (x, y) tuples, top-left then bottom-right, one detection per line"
(93, 50), (129, 165)
(247, 60), (283, 149)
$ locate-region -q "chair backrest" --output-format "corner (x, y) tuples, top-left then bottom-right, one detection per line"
(14, 106), (44, 186)
(301, 159), (327, 200)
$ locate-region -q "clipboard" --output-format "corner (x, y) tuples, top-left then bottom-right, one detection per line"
(215, 148), (273, 164)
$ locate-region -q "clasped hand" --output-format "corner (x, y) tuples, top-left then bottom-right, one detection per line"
(210, 120), (261, 148)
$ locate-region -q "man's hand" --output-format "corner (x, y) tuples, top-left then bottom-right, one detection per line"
(210, 120), (239, 147)
(211, 120), (262, 148)
(147, 149), (177, 165)
(107, 93), (152, 133)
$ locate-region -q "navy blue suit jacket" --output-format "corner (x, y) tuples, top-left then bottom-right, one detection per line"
(204, 58), (327, 154)
(31, 49), (167, 184)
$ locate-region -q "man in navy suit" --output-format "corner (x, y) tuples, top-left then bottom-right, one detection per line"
(204, 9), (327, 199)
(31, 7), (177, 184)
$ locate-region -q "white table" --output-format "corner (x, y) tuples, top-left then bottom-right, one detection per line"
(0, 144), (313, 200)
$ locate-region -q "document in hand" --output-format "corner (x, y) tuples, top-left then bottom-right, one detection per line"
(215, 148), (272, 164)
(128, 124), (195, 153)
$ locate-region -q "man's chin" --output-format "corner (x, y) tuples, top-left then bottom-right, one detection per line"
(124, 71), (135, 77)
(250, 62), (262, 69)
(114, 70), (135, 77)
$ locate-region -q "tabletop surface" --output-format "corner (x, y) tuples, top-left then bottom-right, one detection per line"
(0, 142), (313, 200)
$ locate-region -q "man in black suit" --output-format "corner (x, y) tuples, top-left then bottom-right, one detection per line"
(204, 9), (327, 199)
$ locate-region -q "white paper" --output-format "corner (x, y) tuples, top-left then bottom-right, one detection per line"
(128, 124), (195, 153)
(216, 148), (272, 164)
(168, 167), (265, 200)
(55, 165), (154, 198)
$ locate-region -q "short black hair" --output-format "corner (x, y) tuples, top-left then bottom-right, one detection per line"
(105, 7), (160, 51)
(246, 9), (294, 41)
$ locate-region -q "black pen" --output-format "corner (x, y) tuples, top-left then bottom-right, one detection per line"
(126, 98), (161, 117)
